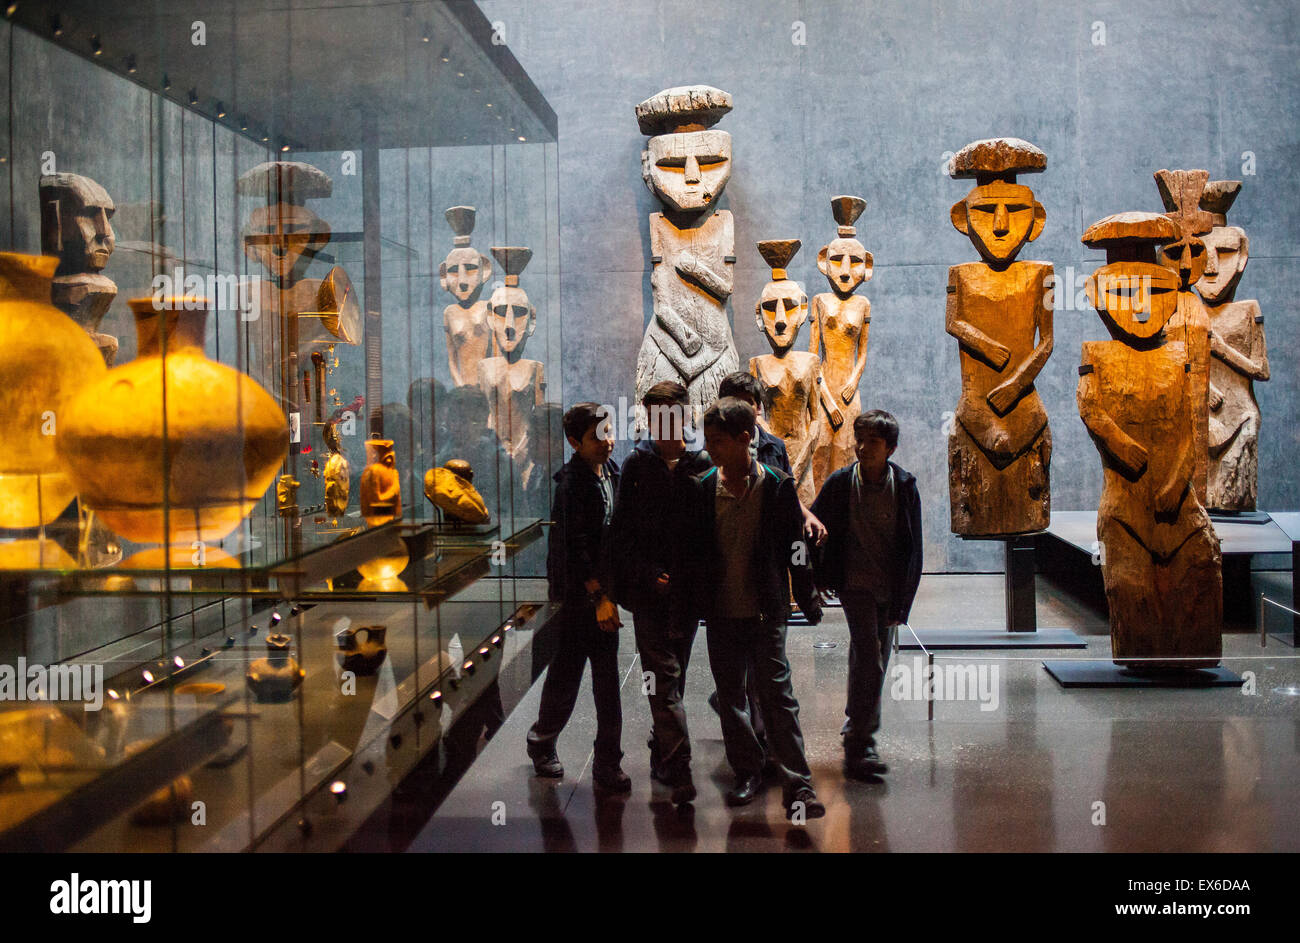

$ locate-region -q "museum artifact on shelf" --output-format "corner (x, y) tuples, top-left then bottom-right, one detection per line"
(322, 418), (351, 520)
(425, 459), (491, 524)
(359, 437), (402, 526)
(748, 239), (841, 506)
(945, 137), (1054, 537)
(810, 195), (872, 493)
(0, 252), (107, 530)
(1076, 211), (1222, 668)
(1193, 180), (1269, 511)
(633, 85), (739, 410)
(246, 632), (306, 702)
(1154, 169), (1215, 506)
(56, 296), (290, 555)
(39, 172), (120, 366)
(478, 246), (545, 466)
(336, 624), (389, 676)
(441, 206), (495, 387)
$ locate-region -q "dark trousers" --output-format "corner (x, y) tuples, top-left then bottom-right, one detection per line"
(527, 603), (623, 769)
(633, 606), (697, 782)
(706, 616), (812, 797)
(839, 589), (895, 751)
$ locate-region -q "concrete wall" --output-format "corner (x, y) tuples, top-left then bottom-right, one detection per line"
(478, 0), (1300, 571)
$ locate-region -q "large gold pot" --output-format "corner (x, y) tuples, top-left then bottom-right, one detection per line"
(56, 296), (288, 544)
(0, 252), (107, 528)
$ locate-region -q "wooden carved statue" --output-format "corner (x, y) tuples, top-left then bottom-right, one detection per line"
(440, 206), (495, 386)
(478, 246), (545, 464)
(749, 240), (842, 506)
(360, 438), (401, 526)
(633, 85), (739, 409)
(323, 417), (351, 520)
(1194, 181), (1269, 511)
(40, 173), (119, 365)
(945, 138), (1054, 536)
(1154, 169), (1215, 506)
(1077, 212), (1221, 668)
(239, 161), (360, 410)
(810, 195), (872, 493)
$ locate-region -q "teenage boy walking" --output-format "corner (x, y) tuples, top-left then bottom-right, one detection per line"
(610, 381), (710, 805)
(698, 397), (825, 819)
(809, 410), (922, 779)
(526, 403), (630, 792)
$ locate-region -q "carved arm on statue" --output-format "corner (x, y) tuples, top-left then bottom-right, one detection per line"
(654, 303), (704, 357)
(1077, 367), (1148, 479)
(988, 303), (1054, 416)
(815, 375), (844, 429)
(808, 300), (823, 360)
(843, 308), (870, 404)
(946, 280), (1010, 370)
(1155, 435), (1193, 515)
(675, 249), (733, 302)
(790, 423), (819, 489)
(445, 325), (465, 387)
(1210, 329), (1270, 381)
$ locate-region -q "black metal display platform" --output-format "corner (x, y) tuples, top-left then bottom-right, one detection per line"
(1042, 661), (1243, 688)
(900, 535), (1086, 650)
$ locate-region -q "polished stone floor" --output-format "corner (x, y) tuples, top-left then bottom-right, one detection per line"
(408, 572), (1300, 852)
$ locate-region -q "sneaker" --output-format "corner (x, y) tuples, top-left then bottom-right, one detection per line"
(785, 787), (826, 820)
(593, 765), (632, 793)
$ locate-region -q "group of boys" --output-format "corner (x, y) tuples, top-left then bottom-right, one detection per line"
(525, 372), (922, 820)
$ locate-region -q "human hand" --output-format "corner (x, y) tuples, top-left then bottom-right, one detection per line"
(803, 511), (828, 547)
(595, 596), (622, 632)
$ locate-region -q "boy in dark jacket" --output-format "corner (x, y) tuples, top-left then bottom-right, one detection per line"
(526, 403), (630, 792)
(609, 382), (711, 805)
(809, 410), (922, 780)
(698, 398), (826, 820)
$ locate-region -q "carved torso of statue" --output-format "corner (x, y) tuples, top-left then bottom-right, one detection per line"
(444, 299), (492, 386)
(478, 357), (545, 463)
(638, 209), (738, 405)
(750, 351), (824, 505)
(1206, 299), (1268, 509)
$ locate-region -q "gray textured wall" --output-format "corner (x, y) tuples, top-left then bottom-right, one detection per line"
(478, 0), (1300, 571)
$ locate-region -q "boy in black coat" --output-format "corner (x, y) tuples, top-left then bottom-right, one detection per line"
(698, 398), (826, 820)
(809, 410), (922, 779)
(609, 381), (711, 805)
(526, 403), (630, 792)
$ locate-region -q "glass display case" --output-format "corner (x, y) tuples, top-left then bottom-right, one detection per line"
(0, 1), (562, 851)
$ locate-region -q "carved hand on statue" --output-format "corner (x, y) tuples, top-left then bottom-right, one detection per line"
(679, 325), (703, 356)
(987, 380), (1020, 416)
(675, 250), (731, 301)
(828, 406), (844, 428)
(1155, 478), (1186, 516)
(989, 343), (1011, 371)
(1208, 383), (1225, 412)
(839, 384), (856, 405)
(1113, 440), (1149, 479)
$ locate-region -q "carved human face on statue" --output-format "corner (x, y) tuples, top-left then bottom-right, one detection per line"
(643, 130), (732, 214)
(756, 279), (808, 352)
(244, 203), (330, 283)
(1158, 232), (1207, 290)
(44, 177), (116, 272)
(817, 236), (873, 296)
(440, 247), (492, 303)
(1194, 226), (1248, 303)
(951, 181), (1044, 266)
(1086, 262), (1179, 342)
(488, 284), (535, 356)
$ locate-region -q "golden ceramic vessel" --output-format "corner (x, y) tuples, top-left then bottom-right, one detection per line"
(0, 253), (107, 527)
(56, 296), (288, 544)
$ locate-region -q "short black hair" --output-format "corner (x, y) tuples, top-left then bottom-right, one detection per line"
(702, 396), (756, 439)
(718, 371), (770, 412)
(642, 380), (688, 409)
(853, 409), (899, 449)
(563, 402), (608, 444)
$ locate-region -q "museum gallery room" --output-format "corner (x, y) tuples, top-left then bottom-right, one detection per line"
(0, 0), (1296, 869)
